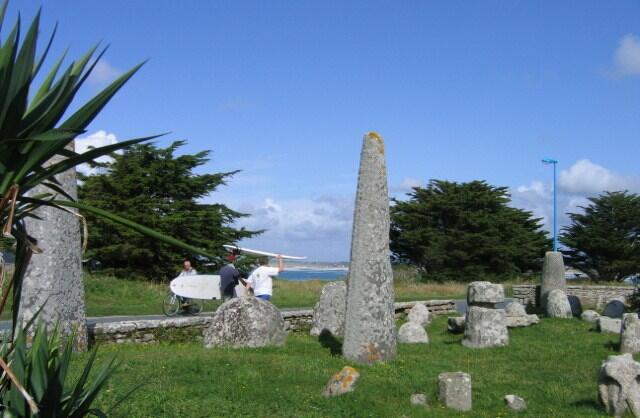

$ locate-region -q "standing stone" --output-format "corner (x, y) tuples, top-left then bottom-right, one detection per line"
(603, 298), (627, 319)
(467, 281), (505, 307)
(398, 322), (429, 343)
(438, 372), (472, 411)
(18, 143), (88, 351)
(407, 302), (431, 326)
(620, 313), (640, 355)
(203, 297), (286, 348)
(342, 132), (396, 364)
(568, 295), (583, 317)
(546, 289), (572, 318)
(310, 281), (346, 337)
(541, 251), (566, 311)
(462, 307), (509, 348)
(597, 353), (640, 417)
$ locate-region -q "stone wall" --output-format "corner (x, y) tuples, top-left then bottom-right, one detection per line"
(512, 284), (634, 308)
(89, 300), (456, 346)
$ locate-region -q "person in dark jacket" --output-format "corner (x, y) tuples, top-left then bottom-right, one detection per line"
(219, 253), (242, 300)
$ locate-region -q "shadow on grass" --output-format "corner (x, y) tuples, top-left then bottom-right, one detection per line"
(604, 340), (620, 351)
(318, 329), (342, 356)
(571, 398), (602, 412)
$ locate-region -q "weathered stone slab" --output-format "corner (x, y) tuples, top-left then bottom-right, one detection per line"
(603, 298), (627, 319)
(462, 307), (508, 348)
(322, 366), (360, 397)
(598, 317), (623, 334)
(438, 372), (472, 411)
(407, 302), (431, 326)
(447, 316), (465, 334)
(310, 281), (346, 337)
(504, 394), (527, 411)
(398, 322), (429, 344)
(410, 393), (427, 406)
(506, 314), (539, 328)
(343, 132), (396, 364)
(467, 281), (505, 307)
(546, 289), (572, 318)
(581, 310), (600, 323)
(203, 297), (285, 348)
(541, 251), (566, 310)
(598, 353), (640, 417)
(505, 301), (527, 317)
(621, 313), (640, 355)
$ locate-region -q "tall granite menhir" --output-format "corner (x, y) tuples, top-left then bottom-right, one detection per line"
(343, 132), (397, 364)
(541, 251), (566, 311)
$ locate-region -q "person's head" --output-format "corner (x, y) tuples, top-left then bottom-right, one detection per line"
(259, 256), (269, 266)
(183, 259), (192, 270)
(227, 254), (237, 263)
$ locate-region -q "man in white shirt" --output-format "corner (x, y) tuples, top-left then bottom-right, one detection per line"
(178, 259), (197, 308)
(247, 255), (284, 302)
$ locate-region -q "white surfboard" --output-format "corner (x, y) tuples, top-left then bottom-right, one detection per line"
(223, 244), (306, 260)
(170, 274), (221, 300)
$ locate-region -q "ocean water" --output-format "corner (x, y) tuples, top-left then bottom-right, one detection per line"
(277, 269), (347, 281)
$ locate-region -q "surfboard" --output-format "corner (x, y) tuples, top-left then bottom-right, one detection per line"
(170, 274), (221, 300)
(223, 244), (307, 260)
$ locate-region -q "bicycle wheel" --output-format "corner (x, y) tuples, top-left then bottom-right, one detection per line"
(162, 292), (180, 316)
(187, 300), (203, 315)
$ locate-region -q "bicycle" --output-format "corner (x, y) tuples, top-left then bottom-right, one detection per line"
(162, 291), (203, 316)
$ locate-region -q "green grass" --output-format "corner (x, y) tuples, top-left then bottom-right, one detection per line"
(76, 316), (629, 417)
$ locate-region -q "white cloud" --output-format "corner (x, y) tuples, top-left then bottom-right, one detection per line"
(75, 130), (118, 175)
(559, 159), (639, 195)
(233, 196), (353, 261)
(88, 59), (120, 85)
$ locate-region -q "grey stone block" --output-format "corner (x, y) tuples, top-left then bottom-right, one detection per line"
(541, 251), (566, 310)
(462, 307), (508, 348)
(438, 372), (472, 411)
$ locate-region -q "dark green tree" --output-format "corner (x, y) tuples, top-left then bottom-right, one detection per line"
(390, 180), (550, 281)
(560, 191), (640, 281)
(79, 141), (259, 280)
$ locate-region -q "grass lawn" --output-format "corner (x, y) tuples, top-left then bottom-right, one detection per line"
(78, 316), (626, 417)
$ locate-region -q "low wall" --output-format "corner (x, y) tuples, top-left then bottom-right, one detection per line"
(89, 299), (456, 346)
(512, 284), (634, 308)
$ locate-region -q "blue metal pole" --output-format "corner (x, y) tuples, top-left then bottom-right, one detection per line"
(553, 161), (557, 251)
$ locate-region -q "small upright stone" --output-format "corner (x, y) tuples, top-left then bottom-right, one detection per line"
(598, 317), (623, 334)
(438, 372), (472, 411)
(462, 307), (508, 348)
(568, 295), (583, 317)
(467, 281), (505, 307)
(581, 310), (600, 323)
(322, 366), (360, 397)
(310, 281), (346, 337)
(603, 298), (627, 319)
(541, 251), (566, 310)
(597, 353), (640, 417)
(407, 302), (431, 326)
(546, 289), (572, 318)
(504, 394), (527, 411)
(504, 301), (527, 317)
(343, 132), (396, 364)
(621, 313), (640, 355)
(398, 322), (429, 344)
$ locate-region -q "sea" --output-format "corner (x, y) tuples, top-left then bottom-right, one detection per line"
(275, 263), (348, 281)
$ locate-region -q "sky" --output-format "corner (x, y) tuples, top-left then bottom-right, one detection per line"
(13, 1), (640, 261)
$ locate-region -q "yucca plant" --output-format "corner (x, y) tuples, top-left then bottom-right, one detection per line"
(0, 2), (218, 415)
(0, 322), (124, 417)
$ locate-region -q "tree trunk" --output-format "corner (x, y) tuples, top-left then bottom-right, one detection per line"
(17, 141), (88, 351)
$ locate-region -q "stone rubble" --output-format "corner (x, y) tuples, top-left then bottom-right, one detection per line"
(322, 366), (360, 397)
(504, 301), (539, 328)
(581, 310), (600, 323)
(504, 394), (527, 411)
(599, 317), (623, 334)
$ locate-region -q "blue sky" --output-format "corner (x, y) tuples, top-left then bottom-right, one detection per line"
(14, 1), (640, 261)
